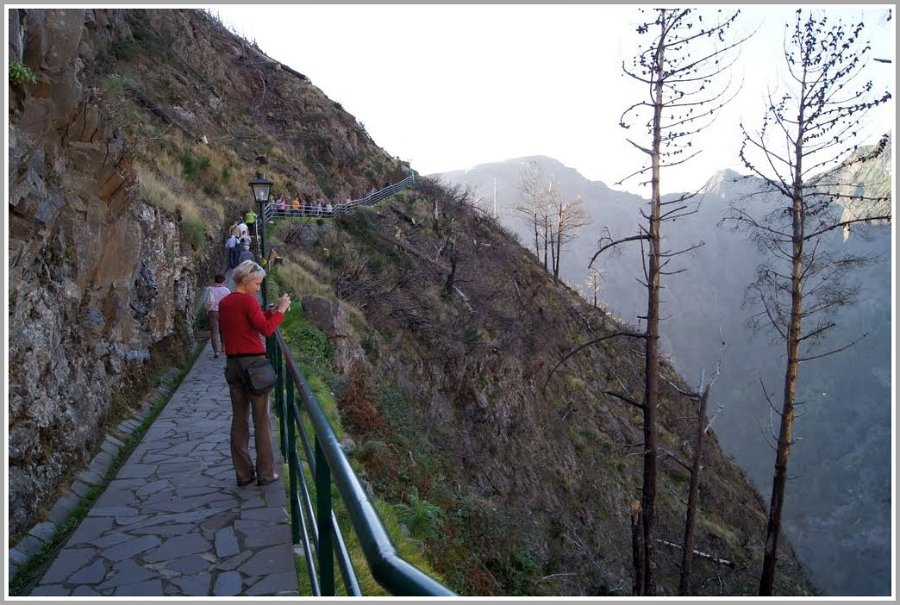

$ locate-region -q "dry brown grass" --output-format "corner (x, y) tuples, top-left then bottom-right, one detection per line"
(133, 162), (208, 223)
(275, 261), (334, 300)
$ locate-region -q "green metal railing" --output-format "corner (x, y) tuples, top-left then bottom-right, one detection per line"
(266, 331), (455, 597)
(263, 173), (416, 221)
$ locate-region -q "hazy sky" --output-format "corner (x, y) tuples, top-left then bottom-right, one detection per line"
(213, 5), (895, 196)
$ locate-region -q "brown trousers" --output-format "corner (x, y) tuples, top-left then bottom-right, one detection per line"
(224, 358), (276, 483)
(208, 310), (223, 354)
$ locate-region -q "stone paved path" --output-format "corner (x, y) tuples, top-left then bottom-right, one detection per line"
(29, 342), (299, 597)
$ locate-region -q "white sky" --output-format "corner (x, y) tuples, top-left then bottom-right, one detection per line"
(212, 4), (895, 196)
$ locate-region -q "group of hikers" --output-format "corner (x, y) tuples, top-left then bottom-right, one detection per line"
(224, 209), (258, 269)
(271, 195), (336, 218)
(225, 180), (398, 267)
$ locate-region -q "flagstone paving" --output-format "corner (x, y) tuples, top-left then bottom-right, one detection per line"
(27, 342), (298, 597)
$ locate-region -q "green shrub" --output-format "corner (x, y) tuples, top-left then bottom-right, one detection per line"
(104, 74), (128, 99)
(109, 38), (139, 60)
(284, 322), (333, 372)
(9, 60), (36, 86)
(178, 151), (198, 180)
(395, 487), (446, 542)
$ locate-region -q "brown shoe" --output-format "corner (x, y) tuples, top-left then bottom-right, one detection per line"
(257, 473), (280, 486)
(237, 474), (256, 487)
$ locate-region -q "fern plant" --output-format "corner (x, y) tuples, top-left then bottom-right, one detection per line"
(9, 60), (36, 86)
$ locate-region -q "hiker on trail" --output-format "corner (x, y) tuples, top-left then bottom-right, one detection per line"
(276, 197), (287, 216)
(237, 219), (249, 240)
(202, 274), (231, 359)
(225, 233), (240, 269)
(325, 202), (333, 215)
(292, 197), (301, 217)
(238, 242), (254, 264)
(245, 208), (257, 234)
(219, 260), (291, 487)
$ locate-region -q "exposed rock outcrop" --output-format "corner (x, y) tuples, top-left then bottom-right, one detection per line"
(301, 295), (366, 374)
(7, 8), (200, 538)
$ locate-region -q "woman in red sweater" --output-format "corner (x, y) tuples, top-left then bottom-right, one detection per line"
(219, 260), (291, 487)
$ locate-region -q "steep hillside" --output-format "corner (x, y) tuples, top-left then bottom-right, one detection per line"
(8, 8), (812, 596)
(435, 155), (892, 595)
(268, 181), (811, 595)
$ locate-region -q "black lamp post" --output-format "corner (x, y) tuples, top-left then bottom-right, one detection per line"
(249, 171), (273, 305)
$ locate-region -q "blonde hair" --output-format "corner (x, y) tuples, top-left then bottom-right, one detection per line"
(233, 260), (265, 284)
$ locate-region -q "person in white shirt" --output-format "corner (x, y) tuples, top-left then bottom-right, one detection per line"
(202, 274), (232, 358)
(225, 234), (239, 268)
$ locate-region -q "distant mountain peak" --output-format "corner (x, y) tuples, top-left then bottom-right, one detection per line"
(440, 156), (614, 192)
(704, 168), (745, 190)
(456, 155), (575, 174)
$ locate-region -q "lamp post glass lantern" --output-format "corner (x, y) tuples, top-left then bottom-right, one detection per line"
(248, 172), (273, 305)
(250, 172), (273, 204)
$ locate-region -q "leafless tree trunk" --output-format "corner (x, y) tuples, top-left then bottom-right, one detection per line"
(516, 160), (548, 262)
(543, 207), (550, 273)
(679, 383), (710, 594)
(668, 364), (721, 595)
(723, 11), (892, 595)
(585, 268), (604, 308)
(589, 9), (746, 594)
(551, 195), (590, 284)
(630, 500), (644, 595)
(445, 239), (458, 297)
(432, 196), (440, 232)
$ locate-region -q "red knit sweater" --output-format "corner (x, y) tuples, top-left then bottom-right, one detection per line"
(218, 292), (284, 355)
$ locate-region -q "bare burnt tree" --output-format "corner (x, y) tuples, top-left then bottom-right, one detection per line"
(584, 268), (604, 308)
(722, 9), (892, 595)
(662, 364), (723, 595)
(544, 179), (556, 273)
(550, 194), (591, 284)
(515, 160), (550, 263)
(515, 163), (562, 275)
(445, 238), (458, 297)
(588, 9), (746, 595)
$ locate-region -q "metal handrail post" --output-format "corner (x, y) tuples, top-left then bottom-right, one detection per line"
(270, 336), (288, 457)
(286, 382), (301, 544)
(315, 438), (335, 595)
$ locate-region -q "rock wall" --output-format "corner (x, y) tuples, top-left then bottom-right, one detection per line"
(7, 9), (202, 538)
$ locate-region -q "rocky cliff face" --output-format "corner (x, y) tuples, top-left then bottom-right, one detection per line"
(7, 9), (201, 537)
